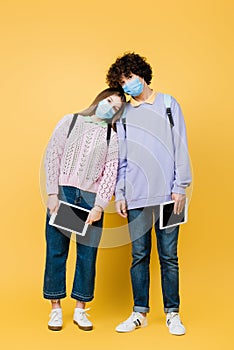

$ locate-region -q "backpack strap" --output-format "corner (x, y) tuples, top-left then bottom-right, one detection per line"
(106, 123), (112, 146)
(67, 113), (78, 138)
(163, 94), (174, 128)
(122, 118), (126, 133)
(120, 107), (127, 133)
(67, 113), (112, 146)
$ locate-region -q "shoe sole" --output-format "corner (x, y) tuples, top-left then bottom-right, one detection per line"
(168, 329), (186, 336)
(166, 322), (186, 335)
(116, 322), (148, 333)
(73, 320), (93, 331)
(48, 325), (62, 331)
(169, 331), (186, 336)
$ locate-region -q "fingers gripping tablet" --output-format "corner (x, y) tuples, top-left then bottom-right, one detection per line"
(49, 200), (91, 236)
(159, 199), (188, 230)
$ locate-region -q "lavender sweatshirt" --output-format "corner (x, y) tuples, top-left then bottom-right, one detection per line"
(115, 92), (192, 210)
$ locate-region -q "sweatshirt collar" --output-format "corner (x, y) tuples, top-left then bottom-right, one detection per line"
(130, 91), (157, 107)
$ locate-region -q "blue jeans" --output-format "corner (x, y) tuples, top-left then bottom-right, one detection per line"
(128, 206), (180, 314)
(43, 186), (103, 302)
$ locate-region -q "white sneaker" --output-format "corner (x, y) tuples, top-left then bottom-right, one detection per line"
(115, 312), (148, 333)
(73, 308), (93, 331)
(166, 312), (186, 335)
(48, 308), (63, 331)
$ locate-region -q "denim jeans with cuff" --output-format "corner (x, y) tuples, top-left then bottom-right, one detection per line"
(43, 185), (103, 302)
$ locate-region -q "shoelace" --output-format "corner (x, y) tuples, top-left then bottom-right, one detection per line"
(50, 310), (62, 323)
(78, 308), (91, 320)
(167, 313), (181, 326)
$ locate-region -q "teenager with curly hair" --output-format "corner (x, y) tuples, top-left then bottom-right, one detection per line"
(106, 53), (191, 335)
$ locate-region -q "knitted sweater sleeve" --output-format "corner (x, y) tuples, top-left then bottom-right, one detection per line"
(94, 131), (119, 209)
(44, 114), (73, 195)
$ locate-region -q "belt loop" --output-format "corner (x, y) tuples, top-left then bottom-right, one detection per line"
(75, 188), (81, 204)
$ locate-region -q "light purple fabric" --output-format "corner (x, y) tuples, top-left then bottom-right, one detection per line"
(115, 92), (192, 210)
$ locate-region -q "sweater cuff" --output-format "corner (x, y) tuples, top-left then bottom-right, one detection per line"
(114, 190), (125, 202)
(171, 184), (186, 195)
(94, 196), (109, 210)
(46, 184), (59, 195)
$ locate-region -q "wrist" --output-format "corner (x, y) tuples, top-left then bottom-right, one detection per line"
(93, 205), (103, 213)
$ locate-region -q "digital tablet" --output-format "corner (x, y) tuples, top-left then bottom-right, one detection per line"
(159, 199), (188, 229)
(49, 200), (90, 236)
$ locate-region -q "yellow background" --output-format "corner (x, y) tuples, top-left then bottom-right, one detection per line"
(1, 0), (233, 349)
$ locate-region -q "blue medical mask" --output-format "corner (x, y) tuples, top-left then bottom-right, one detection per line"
(95, 99), (115, 120)
(122, 77), (144, 97)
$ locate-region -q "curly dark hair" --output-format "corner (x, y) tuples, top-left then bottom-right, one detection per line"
(106, 52), (153, 89)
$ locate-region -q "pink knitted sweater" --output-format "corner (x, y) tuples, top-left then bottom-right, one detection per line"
(44, 114), (119, 209)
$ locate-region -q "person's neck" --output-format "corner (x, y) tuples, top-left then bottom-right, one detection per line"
(91, 115), (103, 123)
(133, 84), (153, 102)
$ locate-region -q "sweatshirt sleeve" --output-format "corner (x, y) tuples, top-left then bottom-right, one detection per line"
(44, 114), (73, 195)
(94, 131), (119, 209)
(114, 120), (127, 202)
(171, 98), (192, 194)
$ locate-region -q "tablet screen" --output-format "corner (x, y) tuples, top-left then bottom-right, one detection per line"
(50, 201), (90, 235)
(160, 200), (188, 229)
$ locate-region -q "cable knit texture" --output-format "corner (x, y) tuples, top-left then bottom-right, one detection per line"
(44, 114), (118, 208)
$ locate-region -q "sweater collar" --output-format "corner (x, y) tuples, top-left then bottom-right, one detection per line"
(82, 116), (107, 127)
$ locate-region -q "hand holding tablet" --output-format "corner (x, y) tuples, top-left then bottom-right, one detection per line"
(49, 200), (91, 236)
(159, 199), (188, 230)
